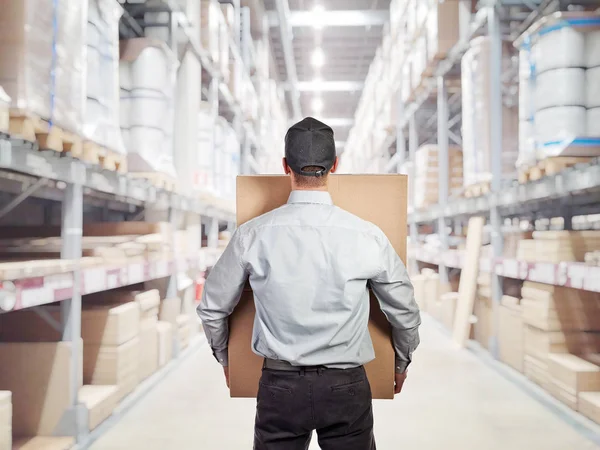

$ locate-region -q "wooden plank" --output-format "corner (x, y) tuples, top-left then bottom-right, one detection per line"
(452, 216), (485, 347)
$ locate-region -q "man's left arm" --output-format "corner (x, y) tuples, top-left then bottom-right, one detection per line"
(197, 228), (248, 367)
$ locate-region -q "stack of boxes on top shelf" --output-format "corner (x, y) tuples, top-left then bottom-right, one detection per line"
(517, 13), (600, 174)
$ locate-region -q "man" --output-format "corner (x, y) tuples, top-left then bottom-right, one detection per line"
(198, 117), (421, 450)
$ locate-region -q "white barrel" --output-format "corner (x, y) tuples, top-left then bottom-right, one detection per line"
(535, 68), (586, 111)
(128, 126), (167, 171)
(533, 27), (586, 73)
(519, 77), (532, 120)
(535, 106), (587, 144)
(86, 45), (102, 101)
(587, 30), (600, 68)
(586, 67), (600, 108)
(128, 91), (170, 129)
(130, 46), (171, 92)
(587, 107), (600, 137)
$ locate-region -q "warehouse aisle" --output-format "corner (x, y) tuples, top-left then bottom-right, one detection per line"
(89, 317), (599, 450)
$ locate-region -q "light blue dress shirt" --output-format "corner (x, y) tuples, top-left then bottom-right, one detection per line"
(197, 190), (421, 373)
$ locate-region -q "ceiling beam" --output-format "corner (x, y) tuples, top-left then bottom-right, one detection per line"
(285, 81), (364, 92)
(268, 10), (388, 28)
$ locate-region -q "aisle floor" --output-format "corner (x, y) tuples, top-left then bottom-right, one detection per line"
(90, 317), (600, 450)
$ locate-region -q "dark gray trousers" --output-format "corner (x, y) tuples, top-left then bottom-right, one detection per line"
(254, 366), (376, 450)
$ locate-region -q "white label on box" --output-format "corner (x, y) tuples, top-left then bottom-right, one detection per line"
(21, 285), (56, 308)
(156, 260), (169, 278)
(582, 266), (600, 293)
(529, 262), (555, 285)
(83, 268), (107, 294)
(106, 269), (121, 290)
(128, 263), (145, 284)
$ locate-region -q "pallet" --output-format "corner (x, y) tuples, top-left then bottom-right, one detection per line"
(81, 141), (127, 173)
(464, 182), (491, 198)
(8, 111), (83, 157)
(130, 172), (178, 192)
(518, 157), (592, 183)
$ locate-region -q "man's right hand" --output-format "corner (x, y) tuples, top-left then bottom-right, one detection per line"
(394, 371), (407, 395)
(223, 366), (230, 389)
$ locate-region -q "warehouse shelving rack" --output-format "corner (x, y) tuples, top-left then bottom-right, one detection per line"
(383, 0), (600, 355)
(0, 0), (285, 444)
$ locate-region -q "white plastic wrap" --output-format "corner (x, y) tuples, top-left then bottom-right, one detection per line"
(587, 30), (600, 68)
(86, 0), (125, 154)
(518, 120), (536, 168)
(0, 0), (86, 134)
(120, 38), (178, 176)
(586, 67), (600, 108)
(535, 106), (587, 145)
(534, 68), (586, 111)
(461, 37), (519, 186)
(587, 108), (600, 137)
(532, 26), (586, 73)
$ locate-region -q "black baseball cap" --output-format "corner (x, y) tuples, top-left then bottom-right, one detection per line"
(284, 117), (336, 177)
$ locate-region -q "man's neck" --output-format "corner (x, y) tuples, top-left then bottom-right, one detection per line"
(290, 185), (329, 192)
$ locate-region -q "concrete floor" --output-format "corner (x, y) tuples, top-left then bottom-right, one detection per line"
(90, 317), (600, 450)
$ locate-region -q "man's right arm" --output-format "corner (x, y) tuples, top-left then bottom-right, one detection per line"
(369, 232), (421, 374)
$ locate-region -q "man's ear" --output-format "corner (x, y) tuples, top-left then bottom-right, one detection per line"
(282, 158), (291, 175)
(330, 156), (339, 174)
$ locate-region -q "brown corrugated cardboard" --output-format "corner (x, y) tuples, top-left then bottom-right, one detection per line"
(177, 315), (191, 350)
(0, 341), (81, 437)
(84, 337), (139, 400)
(159, 297), (182, 327)
(230, 175), (407, 399)
(157, 321), (174, 367)
(579, 391), (600, 424)
(548, 354), (600, 394)
(11, 437), (75, 450)
(499, 301), (524, 373)
(79, 385), (118, 431)
(138, 319), (159, 381)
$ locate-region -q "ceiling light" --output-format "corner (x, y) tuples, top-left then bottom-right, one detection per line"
(311, 48), (325, 68)
(313, 4), (325, 13)
(312, 97), (323, 114)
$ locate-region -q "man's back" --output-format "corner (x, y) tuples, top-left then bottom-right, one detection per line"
(239, 190), (386, 367)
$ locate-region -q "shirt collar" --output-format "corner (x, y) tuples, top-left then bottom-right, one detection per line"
(287, 190), (333, 206)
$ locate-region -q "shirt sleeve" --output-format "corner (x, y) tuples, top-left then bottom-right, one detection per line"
(196, 228), (248, 366)
(370, 232), (421, 374)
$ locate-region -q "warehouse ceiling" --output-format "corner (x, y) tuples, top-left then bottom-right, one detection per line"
(264, 0), (391, 148)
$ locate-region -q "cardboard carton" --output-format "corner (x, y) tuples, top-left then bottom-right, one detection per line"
(0, 341), (82, 437)
(159, 297), (182, 327)
(138, 319), (159, 381)
(157, 321), (174, 367)
(579, 391), (600, 424)
(11, 437), (75, 450)
(0, 391), (11, 450)
(230, 175), (408, 399)
(498, 299), (524, 373)
(78, 385), (118, 431)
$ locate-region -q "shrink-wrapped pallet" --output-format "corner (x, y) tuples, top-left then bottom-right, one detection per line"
(414, 144), (463, 209)
(196, 101), (216, 192)
(516, 13), (600, 163)
(0, 0), (86, 134)
(461, 36), (519, 186)
(201, 0), (222, 64)
(86, 0), (125, 154)
(120, 38), (177, 176)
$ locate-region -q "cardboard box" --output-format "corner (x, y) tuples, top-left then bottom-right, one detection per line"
(231, 175), (408, 399)
(524, 354), (550, 390)
(579, 391), (600, 424)
(83, 337), (139, 401)
(499, 300), (524, 373)
(157, 321), (174, 367)
(176, 315), (191, 350)
(79, 385), (118, 431)
(159, 297), (182, 327)
(138, 319), (159, 381)
(440, 292), (459, 331)
(548, 354), (600, 393)
(0, 391), (11, 450)
(86, 289), (160, 321)
(0, 341), (81, 437)
(11, 437), (74, 450)
(474, 295), (493, 350)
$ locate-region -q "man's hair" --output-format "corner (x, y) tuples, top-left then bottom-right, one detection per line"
(292, 166), (329, 188)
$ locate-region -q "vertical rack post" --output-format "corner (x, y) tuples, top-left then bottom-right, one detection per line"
(208, 216), (220, 248)
(408, 115), (419, 275)
(488, 4), (504, 357)
(437, 75), (450, 285)
(395, 93), (406, 173)
(60, 178), (83, 436)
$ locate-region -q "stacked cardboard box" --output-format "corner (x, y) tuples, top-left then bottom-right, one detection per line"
(157, 322), (174, 368)
(0, 341), (81, 437)
(579, 392), (600, 424)
(498, 295), (524, 373)
(548, 354), (600, 410)
(414, 144), (463, 209)
(12, 437), (75, 450)
(0, 391), (10, 450)
(474, 274), (493, 350)
(440, 292), (459, 332)
(78, 385), (118, 431)
(422, 269), (440, 319)
(176, 315), (191, 350)
(82, 302), (141, 401)
(517, 231), (600, 263)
